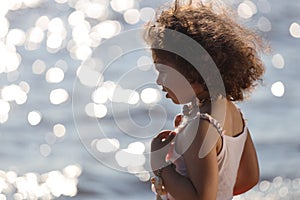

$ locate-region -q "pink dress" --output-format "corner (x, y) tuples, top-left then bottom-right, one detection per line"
(167, 110), (248, 200)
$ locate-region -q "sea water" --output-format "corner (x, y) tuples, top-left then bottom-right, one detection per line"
(0, 0), (300, 199)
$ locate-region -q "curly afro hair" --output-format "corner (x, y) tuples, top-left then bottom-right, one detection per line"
(144, 0), (266, 101)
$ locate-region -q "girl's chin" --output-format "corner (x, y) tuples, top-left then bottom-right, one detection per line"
(166, 94), (180, 104)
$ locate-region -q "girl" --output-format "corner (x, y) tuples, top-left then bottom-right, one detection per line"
(145, 1), (265, 199)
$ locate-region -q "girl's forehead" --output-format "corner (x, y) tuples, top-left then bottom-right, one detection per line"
(153, 57), (177, 69)
(154, 63), (173, 71)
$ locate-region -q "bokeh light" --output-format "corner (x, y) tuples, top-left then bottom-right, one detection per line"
(27, 27), (44, 44)
(92, 87), (109, 104)
(47, 34), (63, 50)
(6, 29), (26, 46)
(257, 16), (272, 32)
(0, 43), (21, 73)
(68, 11), (85, 27)
(0, 99), (10, 123)
(75, 45), (92, 61)
(0, 100), (10, 115)
(137, 55), (152, 71)
(48, 18), (65, 34)
(94, 20), (122, 40)
(271, 81), (285, 97)
(115, 142), (146, 168)
(55, 0), (68, 4)
(1, 84), (27, 104)
(95, 81), (140, 104)
(289, 22), (300, 38)
(141, 88), (161, 104)
(0, 16), (9, 38)
(272, 54), (285, 69)
(237, 0), (257, 19)
(259, 180), (271, 192)
(93, 138), (120, 153)
(63, 165), (82, 179)
(35, 15), (50, 31)
(124, 9), (140, 25)
(46, 67), (65, 83)
(71, 21), (91, 45)
(55, 59), (68, 72)
(19, 81), (30, 94)
(128, 91), (140, 105)
(0, 113), (8, 124)
(46, 17), (67, 52)
(49, 88), (69, 105)
(0, 165), (81, 199)
(45, 132), (57, 145)
(128, 142), (145, 154)
(53, 124), (66, 138)
(139, 7), (155, 22)
(85, 103), (107, 118)
(76, 65), (103, 87)
(111, 87), (140, 104)
(28, 111), (42, 126)
(40, 144), (51, 157)
(76, 0), (108, 20)
(23, 0), (42, 8)
(32, 59), (46, 74)
(110, 0), (135, 13)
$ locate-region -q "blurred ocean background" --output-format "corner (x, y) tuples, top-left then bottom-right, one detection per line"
(0, 0), (300, 199)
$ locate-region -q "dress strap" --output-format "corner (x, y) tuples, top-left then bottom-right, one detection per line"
(199, 113), (224, 136)
(233, 103), (247, 126)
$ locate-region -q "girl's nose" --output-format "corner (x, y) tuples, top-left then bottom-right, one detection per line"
(156, 74), (163, 86)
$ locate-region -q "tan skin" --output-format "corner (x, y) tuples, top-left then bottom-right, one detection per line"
(151, 62), (259, 199)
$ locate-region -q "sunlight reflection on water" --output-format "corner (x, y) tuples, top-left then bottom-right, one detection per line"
(233, 177), (300, 200)
(0, 0), (300, 199)
(0, 165), (81, 199)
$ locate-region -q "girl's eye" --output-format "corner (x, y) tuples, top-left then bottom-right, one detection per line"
(158, 71), (167, 75)
(155, 63), (168, 72)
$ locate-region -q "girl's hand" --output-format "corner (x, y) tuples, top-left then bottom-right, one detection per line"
(150, 113), (180, 172)
(151, 130), (175, 152)
(174, 114), (183, 128)
(150, 130), (176, 171)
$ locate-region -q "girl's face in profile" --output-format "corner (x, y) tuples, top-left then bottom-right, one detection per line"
(154, 61), (204, 104)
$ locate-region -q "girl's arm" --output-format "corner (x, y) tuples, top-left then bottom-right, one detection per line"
(233, 130), (260, 195)
(152, 119), (219, 200)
